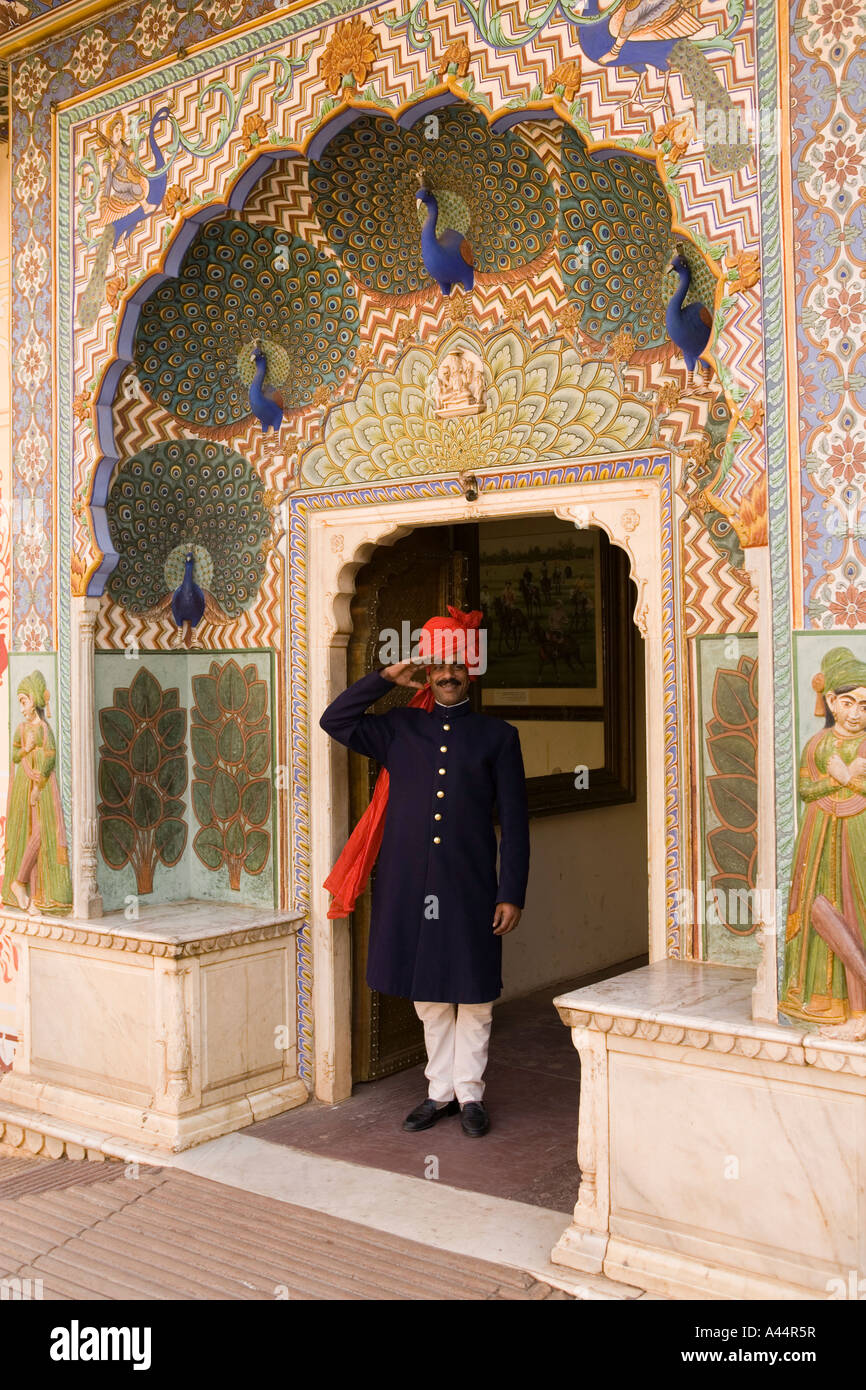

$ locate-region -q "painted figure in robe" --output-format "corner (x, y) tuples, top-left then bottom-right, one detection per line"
(781, 647), (866, 1037)
(2, 672), (72, 915)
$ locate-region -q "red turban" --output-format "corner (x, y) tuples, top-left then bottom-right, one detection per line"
(324, 606), (484, 919)
(416, 605), (484, 675)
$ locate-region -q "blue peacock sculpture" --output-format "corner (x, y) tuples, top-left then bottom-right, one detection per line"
(249, 344), (284, 435)
(134, 220), (359, 436)
(416, 176), (474, 296)
(665, 247), (714, 381)
(308, 108), (556, 301)
(170, 553), (206, 645)
(78, 107), (172, 330)
(106, 440), (272, 627)
(571, 0), (751, 172)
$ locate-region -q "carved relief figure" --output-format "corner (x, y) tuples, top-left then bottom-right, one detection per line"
(432, 348), (485, 416)
(2, 672), (72, 915)
(781, 647), (866, 1037)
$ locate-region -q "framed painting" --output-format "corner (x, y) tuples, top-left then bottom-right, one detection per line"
(475, 518), (637, 818)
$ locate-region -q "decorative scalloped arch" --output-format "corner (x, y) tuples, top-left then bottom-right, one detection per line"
(84, 85), (724, 597)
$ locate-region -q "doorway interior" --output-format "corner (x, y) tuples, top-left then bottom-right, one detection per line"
(253, 514), (649, 1211)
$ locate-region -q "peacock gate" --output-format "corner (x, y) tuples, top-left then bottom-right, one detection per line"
(0, 0), (862, 1302)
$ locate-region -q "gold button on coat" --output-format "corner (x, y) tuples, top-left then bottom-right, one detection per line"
(440, 745), (448, 752)
(433, 836), (441, 844)
(442, 723), (450, 731)
(436, 790), (444, 798)
(434, 813), (442, 821)
(438, 768), (446, 775)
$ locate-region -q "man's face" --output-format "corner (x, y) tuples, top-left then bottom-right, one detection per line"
(429, 663), (471, 705)
(827, 686), (866, 735)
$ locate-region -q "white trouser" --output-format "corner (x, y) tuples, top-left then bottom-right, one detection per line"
(413, 1000), (495, 1106)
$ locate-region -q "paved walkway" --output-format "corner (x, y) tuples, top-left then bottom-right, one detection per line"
(0, 1153), (574, 1300)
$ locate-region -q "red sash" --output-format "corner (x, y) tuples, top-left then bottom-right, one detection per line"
(324, 685), (435, 919)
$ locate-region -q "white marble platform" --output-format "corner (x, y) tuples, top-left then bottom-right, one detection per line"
(0, 899), (308, 1150)
(551, 958), (866, 1300)
(555, 958), (866, 1070)
(0, 899), (303, 953)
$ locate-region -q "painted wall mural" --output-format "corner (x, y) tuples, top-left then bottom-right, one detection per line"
(301, 328), (655, 485)
(693, 633), (759, 966)
(7, 0), (856, 1057)
(2, 667), (72, 914)
(782, 633), (866, 1038)
(97, 664), (188, 895)
(789, 0), (866, 630)
(94, 650), (275, 911)
(190, 657), (272, 891)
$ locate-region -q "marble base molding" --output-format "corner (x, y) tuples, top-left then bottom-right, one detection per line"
(553, 959), (866, 1300)
(0, 901), (307, 1152)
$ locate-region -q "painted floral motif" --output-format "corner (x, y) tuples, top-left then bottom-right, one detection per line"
(817, 137), (862, 189)
(821, 278), (866, 340)
(17, 326), (48, 394)
(97, 668), (188, 894)
(16, 420), (49, 487)
(17, 529), (50, 585)
(794, 0), (866, 58)
(132, 0), (178, 59)
(704, 654), (759, 936)
(320, 16), (377, 93)
(11, 55), (50, 112)
(301, 330), (653, 487)
(824, 585), (866, 627)
(13, 145), (47, 208)
(16, 614), (50, 655)
(69, 28), (111, 86)
(190, 659), (272, 891)
(16, 233), (48, 306)
(205, 0), (245, 27)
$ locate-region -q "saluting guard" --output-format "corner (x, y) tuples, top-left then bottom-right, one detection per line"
(320, 607), (530, 1137)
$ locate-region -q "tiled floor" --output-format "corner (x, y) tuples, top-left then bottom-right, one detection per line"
(249, 959), (645, 1214)
(0, 1157), (573, 1300)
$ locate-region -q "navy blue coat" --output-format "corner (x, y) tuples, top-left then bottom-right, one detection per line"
(320, 671), (530, 1003)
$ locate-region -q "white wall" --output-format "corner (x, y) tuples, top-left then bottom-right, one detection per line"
(501, 625), (648, 1000)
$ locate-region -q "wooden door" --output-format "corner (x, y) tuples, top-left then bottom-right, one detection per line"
(347, 526), (473, 1082)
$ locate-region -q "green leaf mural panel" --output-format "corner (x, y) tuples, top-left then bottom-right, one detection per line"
(695, 635), (760, 966)
(190, 656), (274, 895)
(94, 651), (275, 912)
(97, 666), (189, 901)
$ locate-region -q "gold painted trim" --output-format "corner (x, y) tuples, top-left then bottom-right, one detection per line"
(0, 0), (120, 57)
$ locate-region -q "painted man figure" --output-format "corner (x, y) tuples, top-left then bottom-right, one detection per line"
(320, 607), (530, 1137)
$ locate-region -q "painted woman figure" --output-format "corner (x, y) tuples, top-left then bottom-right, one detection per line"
(94, 115), (150, 228)
(781, 647), (866, 1036)
(2, 672), (72, 915)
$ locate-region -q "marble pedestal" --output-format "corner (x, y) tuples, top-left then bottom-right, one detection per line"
(0, 900), (307, 1153)
(552, 959), (866, 1300)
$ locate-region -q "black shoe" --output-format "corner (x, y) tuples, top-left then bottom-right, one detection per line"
(402, 1098), (459, 1132)
(460, 1101), (490, 1137)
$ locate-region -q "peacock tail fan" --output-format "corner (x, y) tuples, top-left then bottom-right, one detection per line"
(668, 39), (753, 174)
(77, 229), (114, 332)
(308, 106), (557, 297)
(133, 220), (360, 434)
(105, 439), (272, 619)
(560, 127), (708, 362)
